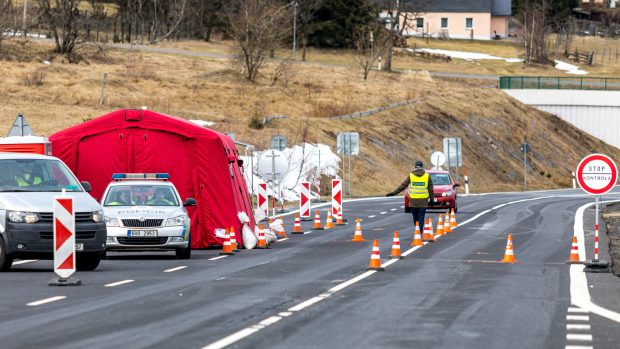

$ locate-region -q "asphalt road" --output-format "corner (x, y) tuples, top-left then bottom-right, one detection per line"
(1, 189), (620, 349)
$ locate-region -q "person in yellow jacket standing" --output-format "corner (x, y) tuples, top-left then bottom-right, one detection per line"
(386, 160), (434, 228)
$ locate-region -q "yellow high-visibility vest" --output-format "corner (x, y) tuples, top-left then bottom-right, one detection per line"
(409, 173), (429, 199)
(16, 176), (42, 187)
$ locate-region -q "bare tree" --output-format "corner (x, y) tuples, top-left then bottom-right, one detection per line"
(380, 0), (428, 72)
(227, 0), (291, 82)
(519, 0), (552, 64)
(353, 23), (385, 80)
(38, 0), (84, 54)
(297, 0), (322, 61)
(0, 0), (12, 52)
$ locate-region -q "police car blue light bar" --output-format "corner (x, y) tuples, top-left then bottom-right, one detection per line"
(112, 173), (170, 180)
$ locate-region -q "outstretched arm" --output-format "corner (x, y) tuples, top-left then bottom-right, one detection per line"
(386, 176), (410, 196)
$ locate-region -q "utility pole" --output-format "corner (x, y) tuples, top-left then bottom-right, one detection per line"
(521, 139), (528, 191)
(266, 150), (281, 216)
(292, 1), (298, 59)
(370, 30), (374, 68)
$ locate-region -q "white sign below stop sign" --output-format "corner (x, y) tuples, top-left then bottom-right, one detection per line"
(576, 154), (618, 195)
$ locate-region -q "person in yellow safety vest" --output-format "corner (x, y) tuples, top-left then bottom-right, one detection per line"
(108, 190), (135, 206)
(147, 188), (174, 206)
(386, 160), (434, 229)
(15, 163), (42, 187)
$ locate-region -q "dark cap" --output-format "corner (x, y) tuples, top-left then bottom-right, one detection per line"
(415, 160), (424, 168)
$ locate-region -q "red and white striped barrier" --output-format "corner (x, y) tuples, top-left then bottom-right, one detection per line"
(332, 179), (344, 224)
(53, 196), (76, 280)
(300, 182), (311, 220)
(257, 182), (268, 220)
(316, 177), (321, 201)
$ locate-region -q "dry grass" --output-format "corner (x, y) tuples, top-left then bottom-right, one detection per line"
(0, 38), (618, 196)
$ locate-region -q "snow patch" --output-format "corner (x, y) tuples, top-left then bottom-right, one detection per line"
(408, 48), (523, 63)
(554, 60), (588, 75)
(189, 119), (216, 127)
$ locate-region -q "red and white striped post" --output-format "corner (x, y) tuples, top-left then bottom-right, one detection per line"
(316, 177), (321, 202)
(300, 182), (311, 221)
(332, 179), (345, 225)
(257, 182), (268, 221)
(49, 193), (81, 286)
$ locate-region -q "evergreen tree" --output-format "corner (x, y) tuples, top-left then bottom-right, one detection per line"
(308, 0), (377, 48)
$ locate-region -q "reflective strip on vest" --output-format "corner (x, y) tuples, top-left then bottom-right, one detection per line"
(409, 173), (429, 199)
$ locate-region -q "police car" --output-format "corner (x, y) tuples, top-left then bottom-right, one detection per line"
(100, 173), (196, 259)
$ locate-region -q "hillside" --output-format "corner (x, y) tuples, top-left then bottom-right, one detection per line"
(0, 38), (618, 195)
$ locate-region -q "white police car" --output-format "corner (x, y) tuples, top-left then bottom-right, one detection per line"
(100, 173), (196, 259)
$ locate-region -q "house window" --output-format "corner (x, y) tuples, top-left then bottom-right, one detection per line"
(416, 18), (424, 29)
(466, 18), (473, 29)
(441, 18), (448, 29)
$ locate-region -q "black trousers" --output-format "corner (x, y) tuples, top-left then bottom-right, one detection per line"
(411, 207), (427, 229)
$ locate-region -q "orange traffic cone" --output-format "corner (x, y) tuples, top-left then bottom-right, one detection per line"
(336, 209), (345, 226)
(422, 219), (432, 242)
(435, 214), (444, 236)
(411, 222), (424, 246)
(220, 229), (235, 256)
(444, 211), (452, 233)
(352, 218), (365, 242)
(568, 235), (581, 264)
(450, 208), (458, 228)
(427, 218), (436, 242)
(256, 224), (268, 249)
(390, 231), (403, 259)
(324, 211), (335, 229)
(313, 210), (324, 230)
(500, 233), (517, 263)
(368, 239), (384, 271)
(230, 226), (240, 252)
(292, 213), (304, 234)
(276, 216), (287, 239)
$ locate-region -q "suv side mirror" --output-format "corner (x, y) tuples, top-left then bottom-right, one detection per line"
(453, 182), (461, 187)
(184, 198), (197, 206)
(81, 181), (92, 192)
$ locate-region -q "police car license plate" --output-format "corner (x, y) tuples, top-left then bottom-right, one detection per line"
(128, 230), (158, 237)
(75, 243), (84, 251)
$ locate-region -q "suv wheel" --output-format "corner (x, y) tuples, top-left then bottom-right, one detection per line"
(0, 237), (14, 271)
(77, 254), (102, 271)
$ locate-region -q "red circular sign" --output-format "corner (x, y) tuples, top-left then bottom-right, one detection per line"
(576, 154), (618, 195)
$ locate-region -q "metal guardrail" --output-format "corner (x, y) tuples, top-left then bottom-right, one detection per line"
(499, 76), (620, 91)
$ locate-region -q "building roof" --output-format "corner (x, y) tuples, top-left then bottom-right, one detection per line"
(406, 0), (511, 16)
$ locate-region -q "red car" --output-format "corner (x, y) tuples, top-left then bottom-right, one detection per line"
(404, 170), (460, 213)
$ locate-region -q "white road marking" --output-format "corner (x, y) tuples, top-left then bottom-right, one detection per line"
(565, 346), (593, 349)
(571, 199), (620, 324)
(201, 194), (559, 349)
(380, 212), (387, 215)
(390, 208), (397, 211)
(566, 315), (590, 321)
(12, 259), (38, 265)
(566, 334), (592, 341)
(278, 312), (292, 317)
(566, 324), (591, 331)
(275, 238), (289, 242)
(164, 266), (188, 273)
(368, 215), (376, 218)
(400, 206), (405, 208)
(568, 307), (589, 313)
(208, 256), (229, 261)
(105, 279), (135, 287)
(27, 296), (66, 307)
(303, 231), (312, 235)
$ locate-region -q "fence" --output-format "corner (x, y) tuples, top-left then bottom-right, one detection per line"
(499, 76), (620, 91)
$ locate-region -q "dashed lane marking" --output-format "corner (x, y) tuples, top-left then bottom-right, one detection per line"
(368, 215), (376, 218)
(380, 212), (387, 215)
(390, 208), (396, 211)
(566, 334), (592, 342)
(105, 280), (135, 287)
(27, 296), (66, 307)
(12, 260), (38, 265)
(567, 324), (591, 331)
(565, 346), (593, 349)
(164, 266), (188, 273)
(208, 256), (229, 261)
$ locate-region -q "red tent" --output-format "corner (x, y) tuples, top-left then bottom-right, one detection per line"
(50, 109), (255, 248)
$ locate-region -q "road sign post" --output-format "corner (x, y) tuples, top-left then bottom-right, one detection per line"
(576, 153), (618, 272)
(49, 192), (81, 286)
(337, 132), (360, 198)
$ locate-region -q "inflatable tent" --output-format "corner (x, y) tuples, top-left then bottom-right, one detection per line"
(50, 109), (255, 248)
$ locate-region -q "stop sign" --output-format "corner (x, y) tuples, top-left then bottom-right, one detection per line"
(576, 154), (618, 195)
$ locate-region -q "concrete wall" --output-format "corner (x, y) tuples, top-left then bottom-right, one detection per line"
(504, 89), (620, 149)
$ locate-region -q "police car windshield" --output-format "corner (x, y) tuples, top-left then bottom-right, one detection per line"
(0, 159), (83, 192)
(104, 185), (178, 207)
(430, 173), (452, 185)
